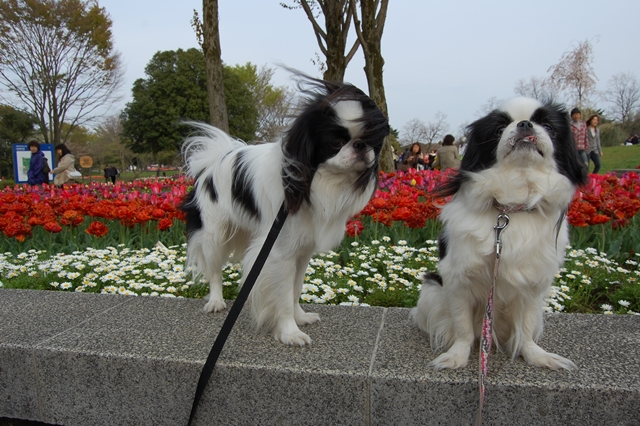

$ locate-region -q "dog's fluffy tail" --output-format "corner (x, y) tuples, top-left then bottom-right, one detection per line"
(410, 273), (455, 353)
(182, 122), (245, 178)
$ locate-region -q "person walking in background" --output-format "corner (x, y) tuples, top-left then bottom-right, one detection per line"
(27, 140), (46, 185)
(570, 108), (589, 169)
(50, 144), (77, 187)
(586, 114), (603, 174)
(106, 165), (119, 184)
(103, 165), (110, 183)
(432, 134), (460, 171)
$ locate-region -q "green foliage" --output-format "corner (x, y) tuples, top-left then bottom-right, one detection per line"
(553, 247), (639, 314)
(121, 48), (210, 155)
(0, 104), (37, 142)
(0, 180), (16, 189)
(0, 219), (187, 255)
(222, 64), (258, 142)
(622, 111), (640, 136)
(0, 104), (37, 179)
(0, 0), (115, 58)
(230, 63), (293, 141)
(600, 122), (628, 148)
(570, 216), (640, 264)
(61, 123), (98, 148)
(120, 49), (259, 155)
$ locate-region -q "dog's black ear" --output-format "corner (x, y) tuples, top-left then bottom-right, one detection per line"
(281, 109), (318, 214)
(280, 73), (353, 214)
(279, 70), (389, 213)
(462, 110), (510, 173)
(436, 110), (510, 197)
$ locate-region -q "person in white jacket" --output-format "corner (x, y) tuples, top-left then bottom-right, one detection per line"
(50, 144), (78, 186)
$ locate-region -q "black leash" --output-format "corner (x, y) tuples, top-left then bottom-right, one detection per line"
(187, 202), (289, 426)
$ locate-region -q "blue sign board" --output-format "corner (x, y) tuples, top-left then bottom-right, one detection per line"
(12, 143), (55, 184)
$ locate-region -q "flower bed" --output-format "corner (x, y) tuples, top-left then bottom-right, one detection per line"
(0, 170), (639, 313)
(1, 239), (637, 315)
(348, 170), (640, 252)
(0, 177), (189, 252)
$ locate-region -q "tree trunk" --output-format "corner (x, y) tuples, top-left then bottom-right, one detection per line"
(322, 1), (347, 81)
(202, 0), (229, 132)
(367, 66), (394, 172)
(355, 0), (393, 172)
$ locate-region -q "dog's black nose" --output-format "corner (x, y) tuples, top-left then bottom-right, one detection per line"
(517, 120), (533, 129)
(352, 139), (366, 150)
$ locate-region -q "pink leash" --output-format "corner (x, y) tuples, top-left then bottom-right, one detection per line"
(476, 211), (509, 426)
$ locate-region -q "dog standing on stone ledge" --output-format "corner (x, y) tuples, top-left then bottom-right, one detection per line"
(411, 98), (587, 370)
(181, 74), (389, 346)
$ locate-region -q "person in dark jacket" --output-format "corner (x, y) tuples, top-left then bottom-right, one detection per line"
(105, 165), (118, 184)
(27, 140), (46, 185)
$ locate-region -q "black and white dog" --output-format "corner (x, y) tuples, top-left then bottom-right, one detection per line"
(181, 76), (389, 346)
(411, 98), (587, 370)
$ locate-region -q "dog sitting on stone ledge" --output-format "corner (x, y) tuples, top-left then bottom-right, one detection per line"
(411, 98), (588, 370)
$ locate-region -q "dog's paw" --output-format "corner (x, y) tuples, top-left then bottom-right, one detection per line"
(203, 298), (227, 313)
(523, 348), (577, 370)
(274, 325), (312, 346)
(295, 311), (320, 326)
(429, 351), (470, 370)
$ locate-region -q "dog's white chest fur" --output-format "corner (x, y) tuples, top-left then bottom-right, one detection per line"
(440, 166), (572, 293)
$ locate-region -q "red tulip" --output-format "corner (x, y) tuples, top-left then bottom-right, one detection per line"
(391, 206), (412, 221)
(346, 220), (365, 237)
(157, 217), (173, 231)
(85, 221), (109, 237)
(44, 222), (63, 233)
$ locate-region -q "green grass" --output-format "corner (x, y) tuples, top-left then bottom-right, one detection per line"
(73, 169), (182, 183)
(600, 145), (640, 174)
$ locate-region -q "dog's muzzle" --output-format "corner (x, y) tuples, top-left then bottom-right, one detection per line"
(508, 120), (539, 152)
(352, 139), (375, 165)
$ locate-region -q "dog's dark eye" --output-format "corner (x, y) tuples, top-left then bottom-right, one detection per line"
(332, 139), (346, 149)
(542, 124), (553, 132)
(496, 126), (506, 136)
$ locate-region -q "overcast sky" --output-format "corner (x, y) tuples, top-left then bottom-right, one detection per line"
(99, 0), (640, 138)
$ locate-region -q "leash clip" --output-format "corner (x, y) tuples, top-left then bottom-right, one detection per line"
(494, 213), (509, 258)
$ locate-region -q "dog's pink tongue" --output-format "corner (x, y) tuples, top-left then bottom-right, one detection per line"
(523, 135), (537, 143)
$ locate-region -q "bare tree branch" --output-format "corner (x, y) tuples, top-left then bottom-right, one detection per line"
(514, 76), (557, 101)
(602, 72), (640, 125)
(282, 0), (360, 81)
(546, 38), (598, 108)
